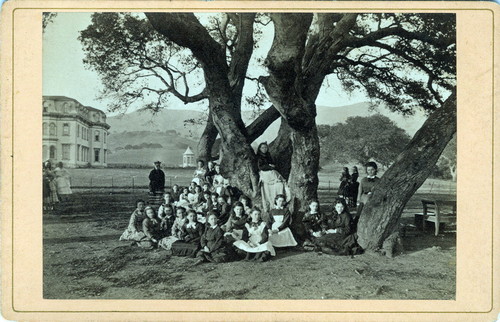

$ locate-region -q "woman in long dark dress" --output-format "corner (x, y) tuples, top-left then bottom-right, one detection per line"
(171, 210), (204, 257)
(337, 167), (351, 200)
(314, 198), (362, 256)
(348, 166), (360, 206)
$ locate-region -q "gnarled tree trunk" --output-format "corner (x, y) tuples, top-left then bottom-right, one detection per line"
(146, 12), (260, 198)
(197, 111), (218, 162)
(357, 91), (457, 250)
(268, 118), (292, 180)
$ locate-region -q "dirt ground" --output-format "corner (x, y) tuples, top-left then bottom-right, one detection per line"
(43, 190), (456, 300)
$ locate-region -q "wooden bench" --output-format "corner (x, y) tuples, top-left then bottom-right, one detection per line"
(414, 199), (456, 236)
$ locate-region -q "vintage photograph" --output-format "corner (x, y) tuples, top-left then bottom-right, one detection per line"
(42, 12), (456, 300)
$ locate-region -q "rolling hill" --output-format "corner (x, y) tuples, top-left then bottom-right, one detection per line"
(106, 102), (428, 165)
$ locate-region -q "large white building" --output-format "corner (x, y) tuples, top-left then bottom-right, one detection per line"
(43, 96), (110, 168)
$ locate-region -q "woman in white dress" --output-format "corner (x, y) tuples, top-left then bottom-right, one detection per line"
(54, 162), (72, 202)
(255, 142), (290, 212)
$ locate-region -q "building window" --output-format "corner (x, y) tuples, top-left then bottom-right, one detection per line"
(94, 148), (100, 162)
(77, 125), (80, 138)
(49, 146), (56, 159)
(104, 149), (107, 163)
(43, 123), (47, 135)
(104, 132), (106, 143)
(62, 144), (71, 160)
(77, 145), (80, 161)
(94, 130), (100, 142)
(49, 123), (56, 136)
(63, 123), (70, 136)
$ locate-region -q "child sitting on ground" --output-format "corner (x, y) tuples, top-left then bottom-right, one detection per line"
(137, 206), (162, 249)
(159, 206), (186, 251)
(233, 207), (275, 261)
(212, 164), (225, 195)
(239, 195), (253, 216)
(171, 184), (181, 202)
(171, 209), (204, 258)
(209, 192), (221, 216)
(158, 204), (175, 237)
(119, 199), (147, 242)
(216, 194), (231, 225)
(158, 192), (175, 217)
(204, 161), (217, 186)
(267, 194), (298, 248)
(188, 185), (203, 206)
(314, 198), (362, 256)
(302, 200), (324, 251)
(193, 212), (233, 265)
(176, 187), (191, 209)
(221, 201), (247, 242)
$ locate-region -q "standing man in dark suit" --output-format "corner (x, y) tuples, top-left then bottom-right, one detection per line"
(149, 161), (165, 195)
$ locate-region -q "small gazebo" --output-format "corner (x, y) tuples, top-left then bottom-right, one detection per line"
(182, 146), (195, 167)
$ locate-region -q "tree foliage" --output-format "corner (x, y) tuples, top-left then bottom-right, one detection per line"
(42, 12), (57, 31)
(79, 12), (456, 215)
(318, 115), (411, 167)
(79, 13), (207, 113)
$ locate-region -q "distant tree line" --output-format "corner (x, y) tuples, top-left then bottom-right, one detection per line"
(116, 143), (164, 150)
(318, 115), (456, 181)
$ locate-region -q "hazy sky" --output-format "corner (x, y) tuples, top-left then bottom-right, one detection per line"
(42, 12), (371, 116)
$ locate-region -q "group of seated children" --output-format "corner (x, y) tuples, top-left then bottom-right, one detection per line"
(119, 190), (306, 264)
(120, 189), (362, 264)
(302, 198), (362, 255)
(120, 159), (362, 263)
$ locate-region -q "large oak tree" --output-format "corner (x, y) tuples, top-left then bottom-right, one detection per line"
(79, 12), (456, 250)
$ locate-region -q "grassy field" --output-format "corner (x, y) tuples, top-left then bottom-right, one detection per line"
(66, 166), (457, 194)
(43, 188), (456, 300)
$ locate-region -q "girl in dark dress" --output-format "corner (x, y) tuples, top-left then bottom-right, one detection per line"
(315, 198), (362, 256)
(337, 167), (351, 200)
(204, 161), (217, 186)
(158, 204), (175, 237)
(216, 194), (231, 225)
(357, 161), (381, 208)
(158, 192), (175, 218)
(194, 213), (233, 265)
(239, 195), (253, 216)
(222, 201), (248, 242)
(267, 194), (298, 248)
(171, 210), (204, 257)
(348, 166), (360, 206)
(171, 184), (181, 202)
(302, 200), (324, 250)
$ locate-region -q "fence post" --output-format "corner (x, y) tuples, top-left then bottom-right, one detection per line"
(90, 177), (93, 189)
(111, 176), (114, 193)
(132, 177), (135, 190)
(170, 177), (172, 189)
(328, 180), (331, 193)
